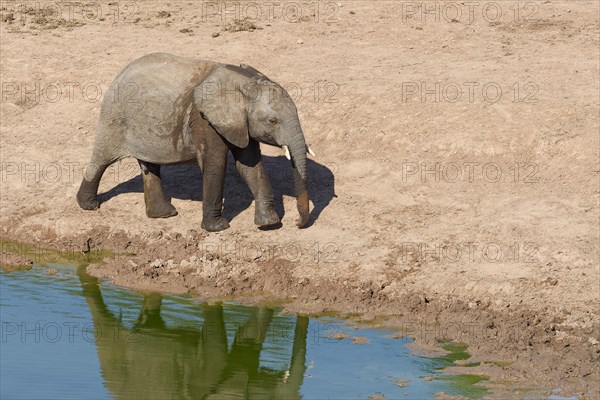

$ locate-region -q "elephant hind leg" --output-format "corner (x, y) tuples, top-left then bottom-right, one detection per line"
(138, 160), (178, 218)
(77, 157), (111, 210)
(77, 120), (127, 210)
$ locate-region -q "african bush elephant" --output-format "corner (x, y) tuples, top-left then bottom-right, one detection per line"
(77, 52), (314, 231)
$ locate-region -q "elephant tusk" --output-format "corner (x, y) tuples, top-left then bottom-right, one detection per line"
(283, 145), (291, 160)
(306, 145), (316, 158)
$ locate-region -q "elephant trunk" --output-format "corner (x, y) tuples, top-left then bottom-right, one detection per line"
(286, 130), (309, 228)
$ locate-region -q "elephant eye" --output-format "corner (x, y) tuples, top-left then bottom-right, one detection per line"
(268, 117), (278, 125)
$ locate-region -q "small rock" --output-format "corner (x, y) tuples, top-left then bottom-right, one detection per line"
(297, 39), (303, 44)
(327, 332), (349, 340)
(211, 32), (220, 38)
(545, 277), (558, 286)
(351, 336), (368, 345)
(422, 376), (434, 381)
(44, 268), (58, 276)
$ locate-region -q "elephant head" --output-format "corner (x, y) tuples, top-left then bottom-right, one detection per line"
(193, 64), (312, 227)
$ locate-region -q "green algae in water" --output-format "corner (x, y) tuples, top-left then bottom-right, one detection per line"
(434, 374), (490, 398)
(0, 237), (121, 267)
(412, 342), (489, 398)
(433, 342), (482, 368)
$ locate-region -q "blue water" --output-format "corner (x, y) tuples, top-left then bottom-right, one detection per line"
(1, 264), (489, 399)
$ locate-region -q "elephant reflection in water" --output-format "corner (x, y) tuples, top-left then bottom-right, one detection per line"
(78, 268), (308, 399)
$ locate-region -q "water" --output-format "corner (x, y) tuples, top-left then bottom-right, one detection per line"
(1, 264), (489, 399)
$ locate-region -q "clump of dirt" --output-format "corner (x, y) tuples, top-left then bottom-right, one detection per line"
(2, 12), (15, 24)
(351, 336), (369, 345)
(222, 18), (262, 33)
(14, 97), (38, 110)
(493, 19), (572, 33)
(1, 6), (85, 32)
(33, 18), (85, 31)
(327, 331), (350, 340)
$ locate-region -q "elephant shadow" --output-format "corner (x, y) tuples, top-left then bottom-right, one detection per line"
(97, 155), (336, 228)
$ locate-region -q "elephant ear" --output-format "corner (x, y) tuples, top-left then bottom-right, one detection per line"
(193, 67), (249, 148)
(238, 64), (271, 81)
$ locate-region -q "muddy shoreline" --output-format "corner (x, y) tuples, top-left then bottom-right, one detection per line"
(2, 233), (598, 398)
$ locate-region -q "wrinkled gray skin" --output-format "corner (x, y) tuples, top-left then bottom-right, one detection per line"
(77, 52), (310, 231)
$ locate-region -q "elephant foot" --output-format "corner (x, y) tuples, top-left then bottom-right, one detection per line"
(77, 181), (100, 210)
(146, 202), (178, 218)
(254, 203), (280, 227)
(201, 216), (230, 232)
(77, 196), (100, 210)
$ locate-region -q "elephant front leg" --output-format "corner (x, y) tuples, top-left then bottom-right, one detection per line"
(199, 136), (230, 232)
(138, 160), (178, 218)
(231, 140), (279, 227)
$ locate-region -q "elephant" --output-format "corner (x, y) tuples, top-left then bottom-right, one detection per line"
(76, 52), (314, 231)
(77, 266), (309, 399)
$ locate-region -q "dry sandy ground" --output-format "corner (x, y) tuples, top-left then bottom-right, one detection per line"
(1, 1), (599, 398)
